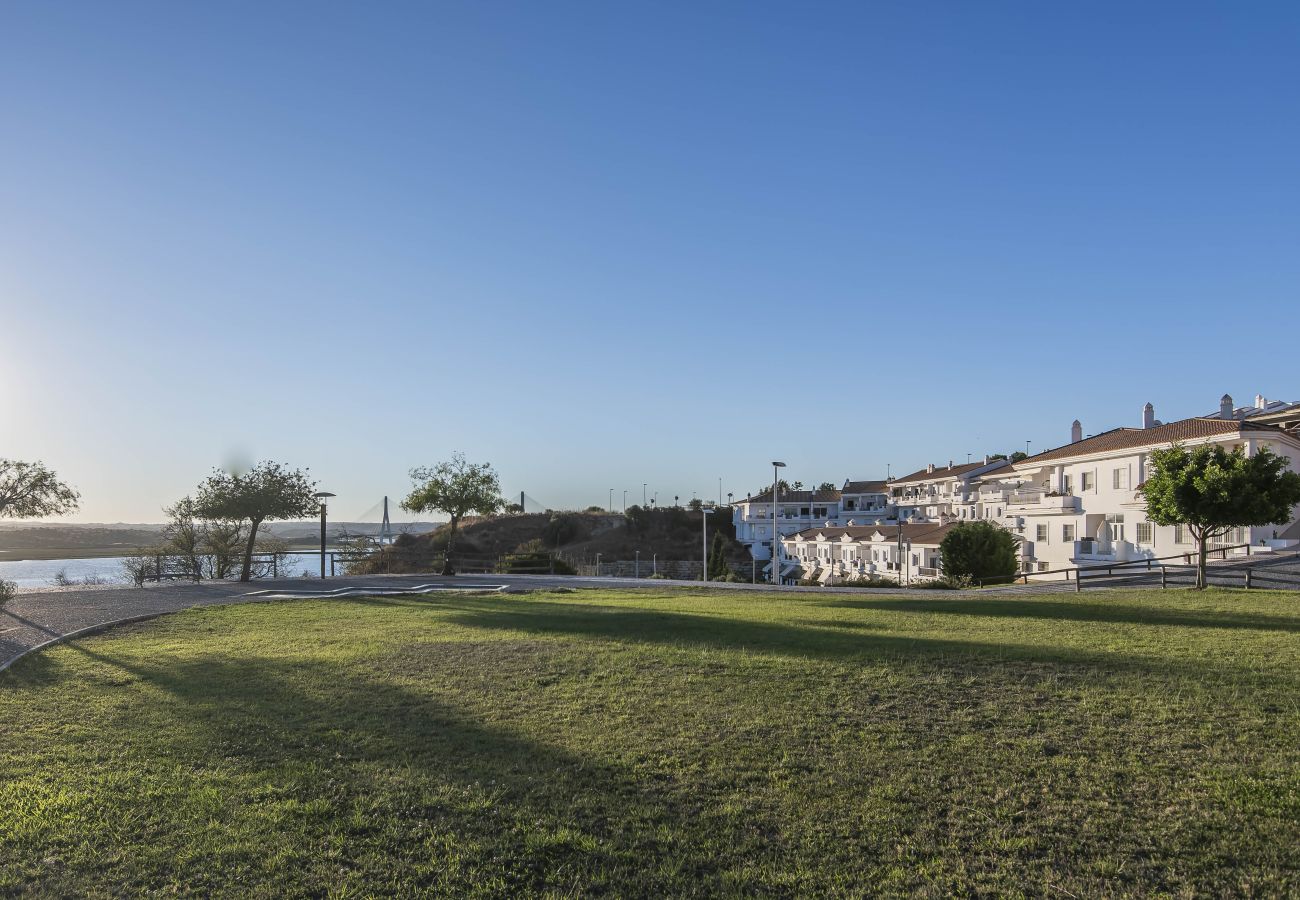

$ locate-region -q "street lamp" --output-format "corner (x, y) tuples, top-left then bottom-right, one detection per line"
(643, 483), (647, 506)
(701, 507), (715, 582)
(609, 488), (613, 513)
(623, 490), (628, 513)
(313, 492), (336, 580)
(1025, 440), (1031, 457)
(771, 461), (786, 584)
(635, 549), (640, 579)
(727, 492), (733, 506)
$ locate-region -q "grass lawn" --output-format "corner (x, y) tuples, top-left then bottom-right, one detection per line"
(1, 588), (1297, 897)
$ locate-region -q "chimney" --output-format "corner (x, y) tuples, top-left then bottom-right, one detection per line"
(947, 459), (953, 469)
(1256, 393), (1267, 410)
(927, 463), (935, 474)
(1220, 394), (1234, 420)
(1142, 402), (1155, 429)
(1071, 419), (1083, 443)
(983, 454), (990, 465)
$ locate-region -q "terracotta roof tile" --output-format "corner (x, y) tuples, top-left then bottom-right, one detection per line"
(891, 461), (993, 485)
(1010, 417), (1284, 469)
(741, 489), (841, 504)
(785, 522), (959, 546)
(842, 480), (888, 494)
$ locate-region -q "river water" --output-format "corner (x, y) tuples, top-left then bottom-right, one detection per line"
(0, 553), (332, 589)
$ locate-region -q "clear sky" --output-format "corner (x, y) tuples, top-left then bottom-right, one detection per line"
(2, 2), (1298, 522)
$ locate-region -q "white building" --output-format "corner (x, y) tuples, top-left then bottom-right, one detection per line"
(982, 398), (1300, 578)
(732, 479), (891, 564)
(731, 488), (844, 564)
(782, 522), (959, 584)
(888, 458), (1011, 523)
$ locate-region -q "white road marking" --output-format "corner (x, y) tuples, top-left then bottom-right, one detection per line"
(242, 583), (508, 600)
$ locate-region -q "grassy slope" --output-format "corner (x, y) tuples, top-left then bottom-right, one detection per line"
(1, 588), (1296, 897)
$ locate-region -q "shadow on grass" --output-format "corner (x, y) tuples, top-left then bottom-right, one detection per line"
(817, 597), (1300, 633)
(10, 642), (743, 895)
(433, 596), (1282, 679)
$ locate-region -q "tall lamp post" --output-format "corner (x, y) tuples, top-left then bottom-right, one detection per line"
(701, 507), (714, 582)
(771, 461), (786, 584)
(314, 491), (336, 580)
(609, 488), (614, 513)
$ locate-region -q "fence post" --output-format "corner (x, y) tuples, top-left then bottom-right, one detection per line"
(272, 556), (278, 579)
(1161, 566), (1167, 589)
(1075, 570), (1082, 592)
(330, 553), (336, 577)
(1245, 568), (1252, 589)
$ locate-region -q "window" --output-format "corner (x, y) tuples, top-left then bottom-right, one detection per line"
(1174, 524), (1193, 545)
(1036, 524), (1049, 542)
(1136, 522), (1153, 544)
(1063, 475), (1073, 494)
(1038, 561), (1050, 572)
(1112, 468), (1128, 490)
(1063, 524), (1075, 542)
(1081, 471), (1094, 491)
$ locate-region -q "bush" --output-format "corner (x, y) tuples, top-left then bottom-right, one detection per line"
(0, 579), (15, 605)
(938, 521), (1019, 582)
(646, 573), (668, 580)
(838, 576), (899, 588)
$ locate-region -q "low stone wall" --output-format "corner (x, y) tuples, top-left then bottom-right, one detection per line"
(577, 559), (762, 581)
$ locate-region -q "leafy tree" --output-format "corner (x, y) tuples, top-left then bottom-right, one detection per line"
(192, 461), (319, 582)
(939, 521), (1019, 583)
(817, 482), (836, 492)
(1141, 443), (1300, 589)
(1008, 451), (1029, 463)
(402, 453), (503, 575)
(792, 481), (804, 490)
(0, 459), (80, 520)
(687, 498), (703, 511)
(503, 502), (524, 514)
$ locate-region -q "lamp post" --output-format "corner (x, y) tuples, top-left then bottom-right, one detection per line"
(1025, 440), (1031, 457)
(596, 552), (602, 576)
(643, 484), (647, 506)
(623, 490), (628, 513)
(609, 488), (613, 513)
(635, 549), (640, 579)
(313, 492), (336, 580)
(771, 461), (786, 584)
(701, 507), (714, 582)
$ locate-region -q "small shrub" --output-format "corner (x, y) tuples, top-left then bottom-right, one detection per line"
(838, 576), (899, 588)
(646, 573), (668, 580)
(50, 569), (74, 587)
(0, 579), (15, 605)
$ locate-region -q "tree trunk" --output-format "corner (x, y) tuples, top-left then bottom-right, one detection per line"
(241, 519), (261, 583)
(1196, 530), (1208, 590)
(442, 516), (459, 576)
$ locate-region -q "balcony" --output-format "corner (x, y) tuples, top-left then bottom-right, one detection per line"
(1007, 491), (1080, 512)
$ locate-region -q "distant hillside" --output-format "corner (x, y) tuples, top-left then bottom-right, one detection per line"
(352, 508), (745, 574)
(0, 520), (441, 559)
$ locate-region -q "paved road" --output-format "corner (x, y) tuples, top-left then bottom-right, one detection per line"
(0, 571), (1092, 674)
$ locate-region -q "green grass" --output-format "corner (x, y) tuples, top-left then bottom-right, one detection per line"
(2, 588), (1297, 897)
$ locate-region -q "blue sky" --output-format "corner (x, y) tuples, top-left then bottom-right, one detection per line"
(2, 2), (1298, 522)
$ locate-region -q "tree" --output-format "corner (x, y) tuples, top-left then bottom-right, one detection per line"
(708, 531), (730, 580)
(1008, 451), (1029, 463)
(817, 481), (836, 492)
(939, 521), (1019, 583)
(192, 461), (319, 582)
(402, 453), (503, 575)
(0, 459), (80, 520)
(1141, 443), (1300, 589)
(687, 498), (703, 511)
